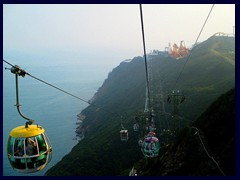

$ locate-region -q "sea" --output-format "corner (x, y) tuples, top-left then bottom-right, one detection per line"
(3, 63), (109, 176)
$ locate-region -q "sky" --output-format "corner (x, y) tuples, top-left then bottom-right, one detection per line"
(3, 4), (235, 71)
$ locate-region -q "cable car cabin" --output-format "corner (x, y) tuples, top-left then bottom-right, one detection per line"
(133, 123), (139, 131)
(7, 124), (52, 173)
(120, 130), (128, 141)
(141, 135), (160, 158)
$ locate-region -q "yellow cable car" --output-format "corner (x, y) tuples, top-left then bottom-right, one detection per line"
(7, 124), (52, 173)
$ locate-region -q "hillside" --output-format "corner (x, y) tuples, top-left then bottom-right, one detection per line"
(134, 88), (235, 176)
(45, 36), (235, 176)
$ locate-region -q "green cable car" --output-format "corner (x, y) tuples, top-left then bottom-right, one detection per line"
(141, 133), (160, 158)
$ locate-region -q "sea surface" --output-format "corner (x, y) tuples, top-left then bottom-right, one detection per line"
(3, 64), (108, 176)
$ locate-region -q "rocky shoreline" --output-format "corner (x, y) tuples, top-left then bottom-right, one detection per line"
(75, 112), (86, 141)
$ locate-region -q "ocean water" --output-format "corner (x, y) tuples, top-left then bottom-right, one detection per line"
(3, 64), (107, 176)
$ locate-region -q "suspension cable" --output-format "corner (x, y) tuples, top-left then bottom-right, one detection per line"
(174, 4), (215, 89)
(3, 59), (123, 120)
(191, 126), (226, 176)
(139, 4), (151, 113)
(3, 59), (14, 67)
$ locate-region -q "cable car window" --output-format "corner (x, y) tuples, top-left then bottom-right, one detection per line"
(36, 154), (47, 168)
(7, 137), (14, 156)
(14, 138), (25, 157)
(36, 134), (47, 153)
(16, 158), (26, 169)
(25, 137), (38, 156)
(26, 157), (37, 169)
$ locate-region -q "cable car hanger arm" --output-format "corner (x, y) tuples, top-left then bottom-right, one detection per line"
(8, 65), (35, 127)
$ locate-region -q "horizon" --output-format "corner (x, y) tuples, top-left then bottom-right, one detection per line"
(3, 4), (235, 71)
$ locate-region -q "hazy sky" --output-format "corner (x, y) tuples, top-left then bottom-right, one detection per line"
(3, 4), (235, 70)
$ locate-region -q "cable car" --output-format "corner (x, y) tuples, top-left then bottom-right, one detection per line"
(120, 130), (128, 141)
(7, 124), (52, 173)
(138, 139), (143, 146)
(141, 133), (160, 158)
(133, 123), (139, 131)
(5, 65), (53, 173)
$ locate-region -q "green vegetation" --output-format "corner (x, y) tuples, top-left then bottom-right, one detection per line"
(135, 88), (235, 176)
(45, 36), (235, 176)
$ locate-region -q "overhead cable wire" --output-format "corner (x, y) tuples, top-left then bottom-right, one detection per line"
(139, 4), (151, 112)
(3, 59), (122, 119)
(3, 59), (14, 67)
(191, 126), (226, 176)
(174, 4), (215, 89)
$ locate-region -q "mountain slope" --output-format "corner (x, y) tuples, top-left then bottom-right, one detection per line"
(45, 36), (235, 176)
(135, 88), (235, 176)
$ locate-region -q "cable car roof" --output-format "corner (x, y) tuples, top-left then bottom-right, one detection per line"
(120, 130), (128, 133)
(144, 136), (159, 143)
(10, 125), (45, 138)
